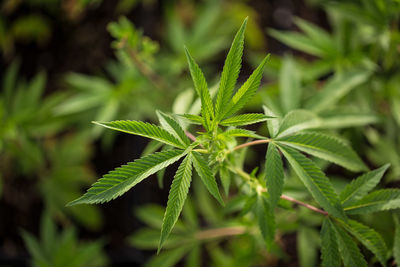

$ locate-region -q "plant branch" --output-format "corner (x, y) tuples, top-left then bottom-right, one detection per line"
(195, 226), (247, 240)
(185, 131), (197, 142)
(233, 139), (270, 151)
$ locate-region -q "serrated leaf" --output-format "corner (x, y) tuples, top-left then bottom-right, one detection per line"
(256, 195), (275, 249)
(320, 218), (340, 267)
(277, 132), (367, 172)
(223, 128), (265, 139)
(67, 149), (187, 205)
(280, 55), (301, 113)
(337, 219), (388, 266)
(157, 110), (190, 147)
(222, 54), (270, 118)
(277, 144), (346, 220)
(340, 164), (389, 207)
(159, 154), (193, 252)
(220, 113), (274, 126)
(215, 18), (247, 120)
(178, 114), (203, 125)
(191, 151), (224, 206)
(344, 189), (400, 215)
(263, 105), (280, 138)
(265, 143), (284, 209)
(332, 223), (367, 267)
(93, 120), (185, 149)
(184, 47), (214, 127)
(305, 70), (370, 113)
(277, 110), (321, 138)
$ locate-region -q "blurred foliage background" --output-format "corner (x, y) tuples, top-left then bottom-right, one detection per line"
(1, 0), (399, 266)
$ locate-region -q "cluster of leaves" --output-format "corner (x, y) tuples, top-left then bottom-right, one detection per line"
(70, 18), (400, 266)
(22, 211), (107, 267)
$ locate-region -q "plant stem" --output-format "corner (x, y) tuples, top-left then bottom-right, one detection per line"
(195, 226), (247, 240)
(185, 131), (197, 142)
(231, 166), (328, 216)
(233, 139), (270, 151)
(279, 194), (328, 215)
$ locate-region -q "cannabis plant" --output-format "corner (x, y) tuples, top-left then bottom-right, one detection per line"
(69, 19), (400, 266)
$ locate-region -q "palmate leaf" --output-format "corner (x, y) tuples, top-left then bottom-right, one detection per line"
(159, 154), (193, 252)
(344, 189), (400, 215)
(191, 151), (224, 206)
(220, 113), (274, 126)
(337, 219), (388, 266)
(332, 222), (367, 267)
(215, 18), (247, 120)
(277, 144), (346, 220)
(255, 194), (275, 249)
(157, 110), (190, 147)
(265, 142), (284, 209)
(320, 218), (340, 267)
(184, 47), (214, 129)
(340, 164), (390, 207)
(67, 149), (187, 205)
(93, 120), (185, 149)
(276, 131), (367, 172)
(222, 54), (270, 119)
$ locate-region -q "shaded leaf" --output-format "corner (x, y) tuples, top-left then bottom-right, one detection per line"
(344, 189), (400, 215)
(320, 218), (340, 267)
(265, 142), (284, 209)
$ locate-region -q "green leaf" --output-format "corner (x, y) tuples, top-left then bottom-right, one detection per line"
(255, 194), (275, 249)
(265, 143), (284, 209)
(223, 128), (265, 139)
(129, 229), (184, 250)
(67, 149), (187, 205)
(220, 113), (274, 126)
(337, 219), (388, 266)
(191, 151), (224, 206)
(184, 47), (214, 126)
(320, 218), (340, 267)
(298, 227), (319, 267)
(277, 132), (367, 172)
(219, 164), (231, 196)
(277, 110), (320, 138)
(318, 112), (379, 128)
(93, 120), (185, 149)
(263, 105), (280, 138)
(305, 70), (371, 113)
(280, 55), (301, 113)
(178, 114), (203, 125)
(159, 154), (193, 252)
(215, 18), (247, 120)
(157, 110), (190, 147)
(277, 144), (346, 220)
(332, 223), (368, 267)
(146, 247), (190, 267)
(394, 215), (400, 266)
(344, 189), (400, 215)
(340, 164), (390, 207)
(222, 54), (270, 118)
(269, 29), (326, 57)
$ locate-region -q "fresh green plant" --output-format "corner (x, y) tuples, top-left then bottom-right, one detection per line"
(21, 211), (107, 267)
(69, 18), (400, 266)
